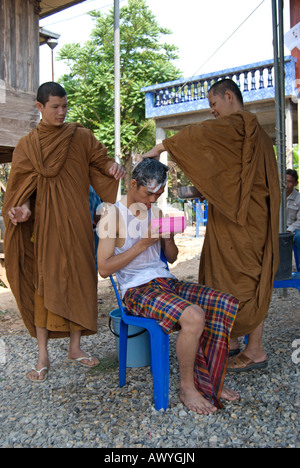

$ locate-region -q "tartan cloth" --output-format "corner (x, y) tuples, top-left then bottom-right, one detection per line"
(124, 277), (239, 409)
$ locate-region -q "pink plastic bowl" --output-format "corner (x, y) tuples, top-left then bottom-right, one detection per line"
(151, 216), (187, 234)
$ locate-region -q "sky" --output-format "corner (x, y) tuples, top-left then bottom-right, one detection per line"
(39, 0), (292, 84)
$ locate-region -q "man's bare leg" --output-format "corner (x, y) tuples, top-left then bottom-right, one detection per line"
(27, 327), (50, 381)
(177, 305), (217, 415)
(68, 330), (99, 366)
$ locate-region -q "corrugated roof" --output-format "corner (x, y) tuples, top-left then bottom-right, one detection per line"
(39, 1), (86, 19)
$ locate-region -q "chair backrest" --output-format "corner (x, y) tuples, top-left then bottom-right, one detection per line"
(110, 247), (169, 318)
(160, 249), (169, 270)
(110, 275), (125, 312)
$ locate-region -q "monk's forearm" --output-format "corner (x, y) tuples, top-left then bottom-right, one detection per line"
(143, 143), (166, 160)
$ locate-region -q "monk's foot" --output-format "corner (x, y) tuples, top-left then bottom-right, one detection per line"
(242, 347), (267, 363)
(180, 386), (217, 415)
(68, 352), (99, 368)
(220, 387), (239, 401)
(27, 358), (50, 383)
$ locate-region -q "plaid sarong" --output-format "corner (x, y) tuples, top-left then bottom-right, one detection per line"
(124, 278), (239, 408)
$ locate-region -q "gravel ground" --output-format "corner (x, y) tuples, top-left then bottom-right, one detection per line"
(0, 232), (300, 449)
(1, 287), (299, 449)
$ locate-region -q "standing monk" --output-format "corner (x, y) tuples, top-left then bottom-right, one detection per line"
(144, 78), (280, 372)
(2, 82), (125, 382)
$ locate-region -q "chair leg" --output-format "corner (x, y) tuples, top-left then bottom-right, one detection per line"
(118, 320), (128, 387)
(149, 328), (169, 410)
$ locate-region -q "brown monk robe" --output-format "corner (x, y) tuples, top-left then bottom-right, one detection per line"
(2, 121), (118, 338)
(163, 111), (280, 338)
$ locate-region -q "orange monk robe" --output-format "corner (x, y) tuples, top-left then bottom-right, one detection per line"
(163, 111), (281, 337)
(2, 122), (119, 338)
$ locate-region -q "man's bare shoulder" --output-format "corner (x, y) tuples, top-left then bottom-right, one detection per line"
(99, 203), (118, 225)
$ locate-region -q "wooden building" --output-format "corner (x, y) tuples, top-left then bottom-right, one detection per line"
(0, 0), (86, 164)
(0, 0), (86, 285)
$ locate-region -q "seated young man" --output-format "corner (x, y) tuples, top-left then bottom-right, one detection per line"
(97, 158), (239, 415)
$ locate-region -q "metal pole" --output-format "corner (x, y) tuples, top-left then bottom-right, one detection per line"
(47, 38), (58, 82)
(279, 0), (287, 232)
(272, 0), (287, 233)
(114, 0), (121, 199)
(51, 49), (55, 81)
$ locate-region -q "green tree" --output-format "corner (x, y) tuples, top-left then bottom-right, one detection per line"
(58, 0), (182, 186)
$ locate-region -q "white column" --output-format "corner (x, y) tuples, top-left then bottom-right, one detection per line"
(114, 0), (121, 200)
(156, 126), (168, 213)
(285, 100), (293, 169)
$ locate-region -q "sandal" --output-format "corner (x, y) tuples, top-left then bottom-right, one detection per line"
(68, 356), (99, 368)
(27, 366), (49, 383)
(227, 352), (268, 373)
(229, 348), (240, 357)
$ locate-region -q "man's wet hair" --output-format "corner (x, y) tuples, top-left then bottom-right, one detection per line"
(209, 78), (244, 106)
(37, 82), (67, 106)
(132, 158), (169, 188)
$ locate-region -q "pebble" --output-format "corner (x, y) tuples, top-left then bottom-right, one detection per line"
(0, 288), (299, 448)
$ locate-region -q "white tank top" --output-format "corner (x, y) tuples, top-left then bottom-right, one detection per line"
(114, 201), (176, 298)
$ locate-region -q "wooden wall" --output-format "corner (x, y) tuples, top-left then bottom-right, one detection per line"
(0, 0), (40, 156)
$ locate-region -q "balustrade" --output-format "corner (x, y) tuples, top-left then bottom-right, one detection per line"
(142, 56), (297, 119)
(154, 65), (275, 108)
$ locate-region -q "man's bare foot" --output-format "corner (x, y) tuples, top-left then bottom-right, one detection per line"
(180, 387), (217, 415)
(27, 358), (50, 382)
(220, 387), (239, 401)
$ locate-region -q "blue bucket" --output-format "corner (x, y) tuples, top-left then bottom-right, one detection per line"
(109, 309), (150, 368)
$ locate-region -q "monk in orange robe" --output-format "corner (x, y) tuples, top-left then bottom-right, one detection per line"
(2, 82), (125, 382)
(144, 79), (280, 373)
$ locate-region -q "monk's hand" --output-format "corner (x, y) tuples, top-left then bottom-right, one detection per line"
(8, 204), (31, 226)
(143, 144), (165, 160)
(109, 162), (126, 180)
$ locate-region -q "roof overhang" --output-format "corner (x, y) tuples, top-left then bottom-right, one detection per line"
(38, 1), (86, 19)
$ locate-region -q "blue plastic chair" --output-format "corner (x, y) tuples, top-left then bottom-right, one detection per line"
(109, 275), (169, 410)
